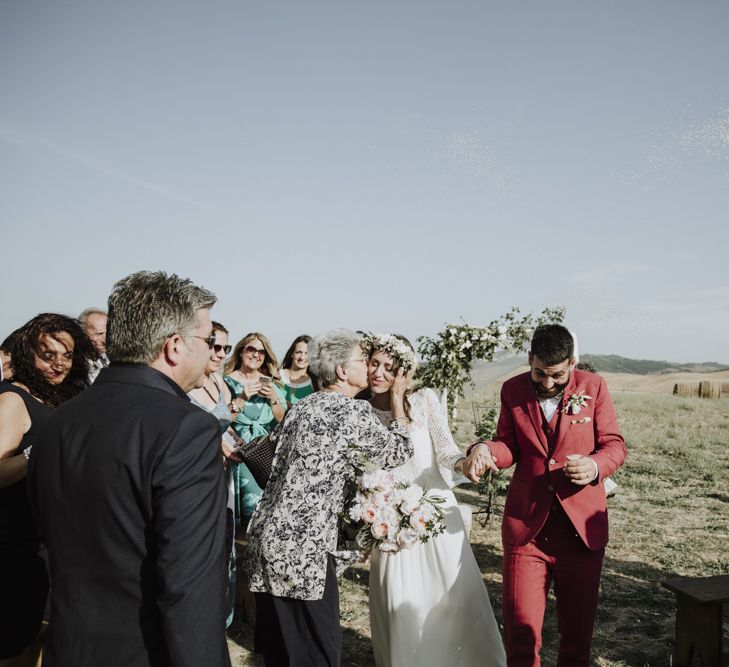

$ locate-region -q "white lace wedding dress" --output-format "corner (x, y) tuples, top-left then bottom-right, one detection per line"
(369, 388), (506, 667)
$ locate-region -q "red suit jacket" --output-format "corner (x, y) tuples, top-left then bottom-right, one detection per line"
(488, 369), (626, 550)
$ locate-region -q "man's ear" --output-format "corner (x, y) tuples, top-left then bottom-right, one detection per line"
(527, 352), (534, 366)
(161, 334), (184, 367)
(568, 356), (576, 371)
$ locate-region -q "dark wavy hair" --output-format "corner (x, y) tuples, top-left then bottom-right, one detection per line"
(9, 313), (96, 407)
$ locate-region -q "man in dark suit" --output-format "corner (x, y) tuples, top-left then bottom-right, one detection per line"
(466, 324), (626, 667)
(29, 271), (231, 667)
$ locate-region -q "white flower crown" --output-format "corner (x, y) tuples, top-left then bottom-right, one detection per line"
(361, 332), (417, 372)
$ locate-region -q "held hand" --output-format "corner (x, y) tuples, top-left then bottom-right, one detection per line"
(563, 454), (597, 486)
(465, 443), (498, 482)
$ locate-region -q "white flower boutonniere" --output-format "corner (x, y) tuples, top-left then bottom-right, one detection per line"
(563, 391), (592, 415)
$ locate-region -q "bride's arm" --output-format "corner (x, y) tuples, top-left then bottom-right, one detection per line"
(422, 388), (466, 473)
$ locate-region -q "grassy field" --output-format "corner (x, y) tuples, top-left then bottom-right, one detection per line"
(228, 381), (729, 666)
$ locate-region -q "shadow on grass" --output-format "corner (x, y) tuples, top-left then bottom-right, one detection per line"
(342, 565), (370, 595)
(226, 606), (376, 667)
(341, 626), (376, 667)
(596, 556), (679, 665)
(467, 535), (711, 665)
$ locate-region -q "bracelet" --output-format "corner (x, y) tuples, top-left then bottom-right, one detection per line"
(270, 400), (279, 406)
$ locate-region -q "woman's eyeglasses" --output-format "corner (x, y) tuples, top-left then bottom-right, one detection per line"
(243, 345), (266, 357)
(213, 344), (232, 355)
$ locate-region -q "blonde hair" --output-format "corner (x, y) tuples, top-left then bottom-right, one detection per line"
(224, 332), (281, 384)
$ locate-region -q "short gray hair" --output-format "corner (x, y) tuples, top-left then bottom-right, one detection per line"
(308, 329), (363, 388)
(78, 307), (107, 325)
(106, 271), (216, 364)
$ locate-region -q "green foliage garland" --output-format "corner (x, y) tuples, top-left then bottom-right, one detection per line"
(415, 306), (566, 415)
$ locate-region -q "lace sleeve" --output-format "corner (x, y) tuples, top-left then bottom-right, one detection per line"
(421, 388), (465, 471)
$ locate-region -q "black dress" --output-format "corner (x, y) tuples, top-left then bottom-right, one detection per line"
(0, 382), (52, 658)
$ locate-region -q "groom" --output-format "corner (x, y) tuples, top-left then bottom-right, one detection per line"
(467, 324), (626, 666)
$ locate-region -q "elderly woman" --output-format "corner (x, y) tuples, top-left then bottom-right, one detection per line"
(245, 329), (413, 667)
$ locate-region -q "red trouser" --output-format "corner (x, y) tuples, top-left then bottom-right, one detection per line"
(502, 504), (605, 667)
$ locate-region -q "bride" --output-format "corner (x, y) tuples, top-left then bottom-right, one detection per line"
(363, 333), (506, 667)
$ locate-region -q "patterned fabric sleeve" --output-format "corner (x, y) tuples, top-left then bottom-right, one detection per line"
(344, 401), (412, 470)
(422, 388), (465, 471)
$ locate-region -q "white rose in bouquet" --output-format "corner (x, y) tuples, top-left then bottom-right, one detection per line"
(398, 484), (424, 515)
(371, 508), (399, 540)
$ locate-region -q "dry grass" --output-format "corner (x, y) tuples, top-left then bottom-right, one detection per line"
(227, 383), (729, 666)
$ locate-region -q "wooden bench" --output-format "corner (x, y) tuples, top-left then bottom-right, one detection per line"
(662, 574), (729, 666)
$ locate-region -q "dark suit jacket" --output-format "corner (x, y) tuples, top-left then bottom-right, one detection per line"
(28, 365), (231, 667)
(488, 369), (626, 550)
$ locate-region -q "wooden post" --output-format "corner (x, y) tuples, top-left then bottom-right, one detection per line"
(662, 575), (729, 667)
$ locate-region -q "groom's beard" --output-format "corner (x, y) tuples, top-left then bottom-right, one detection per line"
(533, 376), (570, 399)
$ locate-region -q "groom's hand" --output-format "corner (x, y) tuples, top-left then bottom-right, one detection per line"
(465, 443), (498, 482)
(563, 454), (598, 485)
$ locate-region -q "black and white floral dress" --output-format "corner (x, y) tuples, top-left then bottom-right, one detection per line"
(245, 390), (412, 600)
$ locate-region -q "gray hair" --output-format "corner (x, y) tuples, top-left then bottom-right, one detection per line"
(308, 328), (363, 388)
(78, 307), (107, 325)
(106, 271), (216, 364)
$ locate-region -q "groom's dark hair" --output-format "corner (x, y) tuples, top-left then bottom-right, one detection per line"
(530, 324), (574, 365)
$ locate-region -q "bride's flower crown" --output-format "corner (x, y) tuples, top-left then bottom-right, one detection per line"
(361, 332), (417, 372)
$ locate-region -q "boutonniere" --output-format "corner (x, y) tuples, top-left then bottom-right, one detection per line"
(563, 391), (592, 415)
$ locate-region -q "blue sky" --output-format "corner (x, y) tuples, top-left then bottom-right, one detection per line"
(2, 1), (728, 363)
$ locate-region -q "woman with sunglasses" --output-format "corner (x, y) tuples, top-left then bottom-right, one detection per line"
(223, 332), (287, 527)
(188, 321), (234, 429)
(188, 321), (238, 628)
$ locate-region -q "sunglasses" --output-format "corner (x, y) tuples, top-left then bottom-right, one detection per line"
(169, 333), (217, 349)
(213, 344), (232, 355)
(243, 345), (266, 357)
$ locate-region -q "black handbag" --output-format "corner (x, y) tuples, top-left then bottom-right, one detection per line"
(237, 419), (285, 489)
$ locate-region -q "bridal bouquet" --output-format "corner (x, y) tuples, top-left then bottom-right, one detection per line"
(344, 468), (446, 554)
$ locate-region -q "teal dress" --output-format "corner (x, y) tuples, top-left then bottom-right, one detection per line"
(223, 375), (287, 524)
(281, 369), (314, 407)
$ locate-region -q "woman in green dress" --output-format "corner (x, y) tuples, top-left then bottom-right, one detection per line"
(223, 332), (286, 526)
(280, 334), (315, 408)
